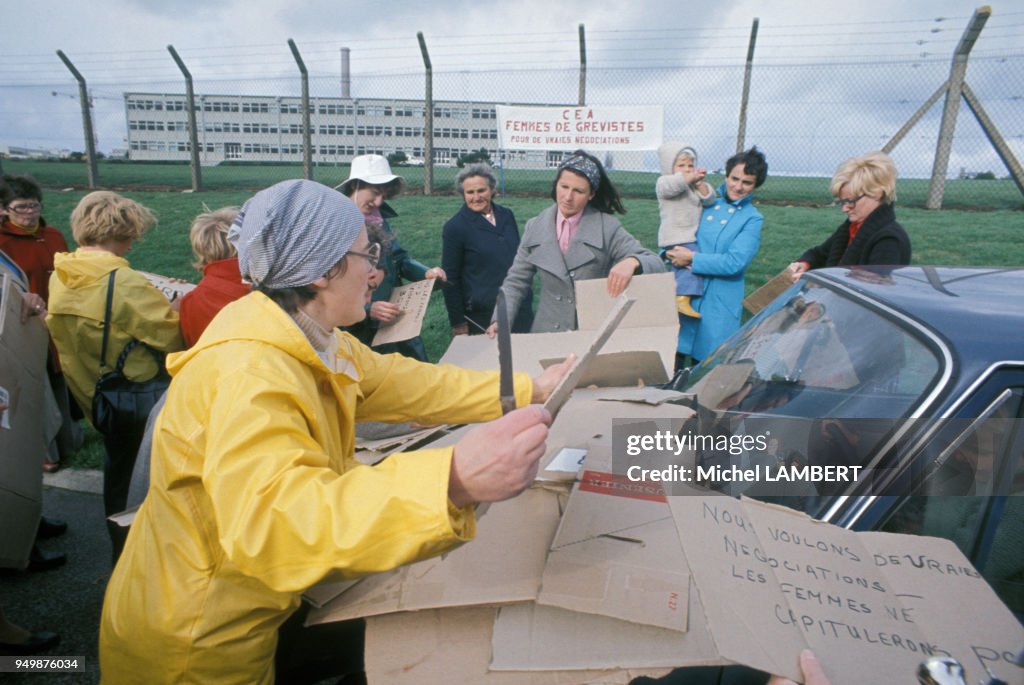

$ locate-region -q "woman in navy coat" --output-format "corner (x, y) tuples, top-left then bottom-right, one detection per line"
(442, 163), (532, 335)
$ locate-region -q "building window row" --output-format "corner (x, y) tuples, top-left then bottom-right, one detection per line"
(243, 143), (279, 154)
(394, 126), (424, 137)
(319, 124), (355, 136)
(472, 128), (498, 139)
(128, 100), (165, 111)
(356, 125), (389, 136)
(204, 101), (240, 113)
(205, 122), (241, 133)
(435, 127), (470, 139)
(242, 123), (279, 134)
(319, 104), (355, 116)
(242, 102), (270, 113)
(434, 106), (469, 118)
(471, 108), (496, 119)
(129, 120), (165, 131)
(319, 145), (357, 156)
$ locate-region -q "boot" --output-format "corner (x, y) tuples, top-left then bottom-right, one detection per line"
(677, 295), (701, 318)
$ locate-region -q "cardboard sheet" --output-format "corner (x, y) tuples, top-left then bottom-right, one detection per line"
(372, 278), (434, 345)
(365, 606), (675, 684)
(306, 487), (563, 625)
(0, 275), (49, 568)
(490, 585), (724, 671)
(667, 496), (1024, 685)
(537, 476), (690, 631)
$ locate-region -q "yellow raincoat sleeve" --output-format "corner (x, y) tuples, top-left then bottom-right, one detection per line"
(113, 268), (184, 353)
(346, 335), (534, 424)
(201, 357), (487, 593)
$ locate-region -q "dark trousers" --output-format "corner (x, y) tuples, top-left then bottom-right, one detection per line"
(275, 602), (365, 685)
(102, 425), (145, 564)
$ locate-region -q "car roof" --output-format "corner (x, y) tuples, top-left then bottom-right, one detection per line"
(808, 266), (1024, 382)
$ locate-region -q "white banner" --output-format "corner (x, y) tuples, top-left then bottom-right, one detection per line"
(495, 105), (663, 151)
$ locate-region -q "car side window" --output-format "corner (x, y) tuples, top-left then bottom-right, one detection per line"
(879, 384), (1023, 616)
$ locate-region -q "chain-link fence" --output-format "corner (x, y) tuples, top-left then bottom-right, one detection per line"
(4, 32), (1022, 210)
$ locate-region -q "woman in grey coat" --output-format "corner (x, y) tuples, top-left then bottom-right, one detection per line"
(488, 150), (662, 334)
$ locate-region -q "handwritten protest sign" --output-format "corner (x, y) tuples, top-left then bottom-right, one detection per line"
(372, 279), (434, 346)
(668, 495), (1024, 684)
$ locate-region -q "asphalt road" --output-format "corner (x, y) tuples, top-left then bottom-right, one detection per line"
(2, 471), (106, 684)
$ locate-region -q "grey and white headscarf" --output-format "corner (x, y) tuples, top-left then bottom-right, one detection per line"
(229, 179), (364, 289)
(557, 152), (602, 192)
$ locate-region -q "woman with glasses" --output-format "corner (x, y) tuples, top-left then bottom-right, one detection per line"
(1, 175), (77, 472)
(100, 180), (571, 685)
(788, 151), (911, 283)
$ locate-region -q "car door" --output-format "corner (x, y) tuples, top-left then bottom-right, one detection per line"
(868, 367), (1024, 619)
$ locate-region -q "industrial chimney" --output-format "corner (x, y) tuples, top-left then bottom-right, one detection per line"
(340, 47), (351, 99)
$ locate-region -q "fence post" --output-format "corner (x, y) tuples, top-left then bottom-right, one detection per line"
(288, 39), (313, 180)
(962, 83), (1024, 196)
(578, 24), (587, 106)
(55, 50), (99, 188)
(735, 18), (759, 154)
(167, 46), (203, 192)
(418, 32), (433, 196)
(927, 6), (991, 209)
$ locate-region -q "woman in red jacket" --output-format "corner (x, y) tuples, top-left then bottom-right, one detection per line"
(178, 207), (251, 348)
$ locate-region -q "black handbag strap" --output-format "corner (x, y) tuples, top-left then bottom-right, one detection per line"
(99, 270), (118, 370)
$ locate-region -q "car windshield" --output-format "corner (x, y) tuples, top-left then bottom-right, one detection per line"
(681, 281), (943, 513)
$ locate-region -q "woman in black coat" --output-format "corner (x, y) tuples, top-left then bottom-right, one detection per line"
(442, 163), (532, 335)
(789, 151), (911, 281)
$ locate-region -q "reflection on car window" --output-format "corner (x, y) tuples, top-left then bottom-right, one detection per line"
(688, 283), (941, 419)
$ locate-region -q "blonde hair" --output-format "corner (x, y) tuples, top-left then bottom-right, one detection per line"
(830, 151), (898, 204)
(70, 191), (156, 246)
(189, 207), (240, 270)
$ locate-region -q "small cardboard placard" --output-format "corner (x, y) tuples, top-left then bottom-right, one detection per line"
(743, 269), (795, 315)
(372, 279), (434, 346)
(140, 271), (196, 302)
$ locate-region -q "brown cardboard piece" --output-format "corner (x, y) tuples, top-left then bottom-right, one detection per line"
(365, 606), (675, 684)
(306, 486), (564, 625)
(0, 274), (49, 568)
(438, 272), (678, 382)
(536, 476), (689, 631)
(743, 268), (794, 315)
(667, 495), (1024, 685)
(490, 585), (724, 671)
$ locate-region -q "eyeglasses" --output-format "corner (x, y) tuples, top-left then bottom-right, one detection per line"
(6, 202), (42, 213)
(833, 195), (865, 208)
(346, 242), (382, 270)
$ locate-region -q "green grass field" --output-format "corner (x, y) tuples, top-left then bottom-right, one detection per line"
(13, 161), (1022, 469)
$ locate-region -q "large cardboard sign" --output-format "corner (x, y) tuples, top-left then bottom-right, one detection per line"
(668, 496), (1024, 684)
(0, 274), (49, 568)
(495, 105), (663, 151)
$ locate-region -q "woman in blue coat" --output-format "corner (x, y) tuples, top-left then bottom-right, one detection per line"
(667, 147), (768, 368)
(442, 163), (532, 336)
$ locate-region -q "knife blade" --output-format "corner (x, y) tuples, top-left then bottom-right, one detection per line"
(495, 289), (516, 415)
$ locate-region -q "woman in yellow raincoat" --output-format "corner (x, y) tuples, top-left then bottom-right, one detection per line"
(99, 180), (569, 684)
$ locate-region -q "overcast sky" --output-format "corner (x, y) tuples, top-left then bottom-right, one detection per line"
(2, 0), (1021, 176)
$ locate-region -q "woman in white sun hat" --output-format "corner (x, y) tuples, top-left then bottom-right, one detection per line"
(337, 154), (445, 361)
